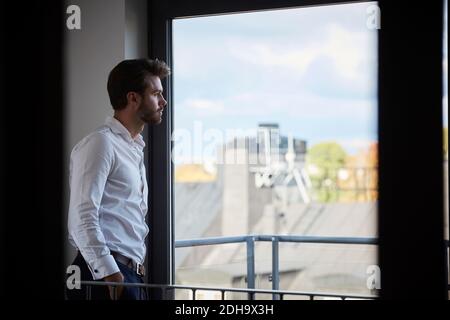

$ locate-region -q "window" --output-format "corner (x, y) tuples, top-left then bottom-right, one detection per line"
(148, 0), (447, 299)
(172, 2), (379, 299)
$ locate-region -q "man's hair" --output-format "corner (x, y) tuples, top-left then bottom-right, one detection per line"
(107, 58), (171, 110)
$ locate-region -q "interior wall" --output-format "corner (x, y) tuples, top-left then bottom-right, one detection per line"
(63, 0), (148, 266)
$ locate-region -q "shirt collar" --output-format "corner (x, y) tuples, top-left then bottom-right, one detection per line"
(104, 116), (146, 149)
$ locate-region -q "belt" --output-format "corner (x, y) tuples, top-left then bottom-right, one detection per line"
(111, 251), (145, 277)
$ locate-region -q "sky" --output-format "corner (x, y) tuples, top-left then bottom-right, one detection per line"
(172, 2), (447, 164)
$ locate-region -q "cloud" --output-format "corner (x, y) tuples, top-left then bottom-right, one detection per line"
(227, 23), (375, 79)
(173, 6), (378, 94)
(173, 3), (379, 143)
(178, 90), (376, 120)
(184, 98), (225, 115)
(225, 23), (377, 99)
(226, 38), (319, 74)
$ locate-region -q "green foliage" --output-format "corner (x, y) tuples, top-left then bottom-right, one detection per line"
(306, 142), (348, 202)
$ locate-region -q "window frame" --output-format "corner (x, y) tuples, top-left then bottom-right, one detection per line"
(146, 0), (447, 299)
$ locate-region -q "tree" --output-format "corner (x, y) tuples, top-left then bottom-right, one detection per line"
(306, 142), (347, 202)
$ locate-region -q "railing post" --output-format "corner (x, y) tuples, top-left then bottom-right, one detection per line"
(271, 236), (280, 300)
(246, 236), (255, 300)
(85, 284), (91, 300)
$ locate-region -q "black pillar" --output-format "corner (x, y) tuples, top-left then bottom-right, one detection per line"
(147, 0), (174, 299)
(0, 1), (64, 299)
(378, 1), (447, 299)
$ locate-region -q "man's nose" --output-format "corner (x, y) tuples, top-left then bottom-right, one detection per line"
(160, 97), (167, 108)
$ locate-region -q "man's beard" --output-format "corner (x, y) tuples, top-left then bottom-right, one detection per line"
(138, 104), (162, 125)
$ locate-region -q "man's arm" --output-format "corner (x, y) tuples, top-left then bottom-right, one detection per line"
(67, 132), (122, 282)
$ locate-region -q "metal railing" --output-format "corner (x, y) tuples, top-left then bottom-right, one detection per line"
(77, 234), (379, 300)
(78, 280), (376, 300)
(176, 235), (378, 300)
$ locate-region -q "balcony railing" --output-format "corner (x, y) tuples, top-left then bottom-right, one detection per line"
(79, 280), (377, 300)
(77, 235), (380, 300)
(175, 235), (378, 300)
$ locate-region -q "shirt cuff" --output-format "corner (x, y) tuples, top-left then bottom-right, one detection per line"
(87, 254), (120, 280)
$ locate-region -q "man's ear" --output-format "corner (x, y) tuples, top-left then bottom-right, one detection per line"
(126, 92), (141, 108)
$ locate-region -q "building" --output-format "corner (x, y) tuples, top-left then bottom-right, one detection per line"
(175, 124), (377, 299)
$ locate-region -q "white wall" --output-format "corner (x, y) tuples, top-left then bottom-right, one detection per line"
(64, 0), (148, 265)
(125, 0), (148, 59)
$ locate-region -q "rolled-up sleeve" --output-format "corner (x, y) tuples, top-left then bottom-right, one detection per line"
(68, 132), (120, 280)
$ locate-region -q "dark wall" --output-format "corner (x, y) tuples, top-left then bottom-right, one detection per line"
(0, 1), (64, 299)
(378, 0), (447, 299)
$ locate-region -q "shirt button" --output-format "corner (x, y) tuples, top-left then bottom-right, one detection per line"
(94, 269), (98, 273)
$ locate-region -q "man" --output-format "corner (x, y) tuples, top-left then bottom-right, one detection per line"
(65, 59), (170, 300)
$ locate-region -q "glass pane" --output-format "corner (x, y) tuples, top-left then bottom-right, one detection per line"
(173, 2), (379, 299)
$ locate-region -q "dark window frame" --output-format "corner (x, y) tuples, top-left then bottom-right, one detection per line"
(147, 0), (447, 299)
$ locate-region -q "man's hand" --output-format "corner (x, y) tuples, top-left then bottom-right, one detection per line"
(103, 272), (125, 300)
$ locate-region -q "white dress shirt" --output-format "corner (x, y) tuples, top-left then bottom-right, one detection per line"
(68, 116), (149, 280)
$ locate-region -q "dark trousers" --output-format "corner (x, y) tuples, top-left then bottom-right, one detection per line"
(65, 252), (147, 300)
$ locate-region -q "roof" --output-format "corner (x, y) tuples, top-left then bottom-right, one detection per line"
(177, 199), (377, 294)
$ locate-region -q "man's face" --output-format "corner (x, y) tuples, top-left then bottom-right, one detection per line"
(136, 75), (167, 125)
